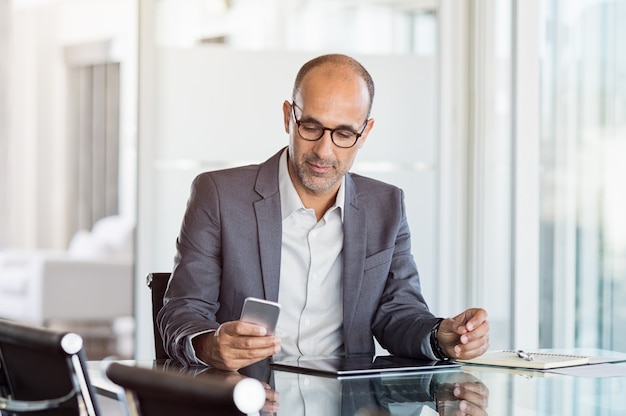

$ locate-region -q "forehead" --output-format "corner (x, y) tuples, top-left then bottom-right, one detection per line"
(295, 64), (370, 120)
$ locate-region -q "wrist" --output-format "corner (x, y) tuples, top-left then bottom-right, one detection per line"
(191, 331), (216, 365)
(430, 319), (451, 361)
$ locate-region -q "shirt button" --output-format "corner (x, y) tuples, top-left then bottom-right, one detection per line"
(304, 318), (311, 326)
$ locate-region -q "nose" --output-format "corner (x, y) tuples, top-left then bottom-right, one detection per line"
(312, 129), (335, 158)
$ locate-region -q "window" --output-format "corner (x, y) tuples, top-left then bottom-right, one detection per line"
(539, 0), (626, 350)
(65, 42), (122, 232)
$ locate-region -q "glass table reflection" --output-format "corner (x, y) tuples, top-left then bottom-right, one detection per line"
(88, 353), (626, 416)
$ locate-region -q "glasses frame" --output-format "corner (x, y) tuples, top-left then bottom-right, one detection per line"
(291, 102), (368, 149)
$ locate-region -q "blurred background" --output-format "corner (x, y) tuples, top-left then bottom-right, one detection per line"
(0, 0), (624, 363)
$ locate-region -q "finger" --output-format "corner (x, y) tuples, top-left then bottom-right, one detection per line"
(214, 352), (275, 372)
(439, 317), (464, 338)
(223, 321), (271, 337)
(218, 338), (281, 365)
(457, 382), (489, 398)
(458, 393), (489, 412)
(260, 386), (279, 415)
(263, 386), (279, 403)
(454, 384), (489, 408)
(455, 336), (489, 359)
(463, 309), (488, 332)
(458, 398), (488, 416)
(459, 323), (489, 346)
(457, 319), (489, 346)
(216, 323), (281, 352)
(211, 333), (281, 370)
(229, 334), (280, 349)
(470, 319), (490, 337)
(452, 308), (484, 331)
(262, 399), (280, 414)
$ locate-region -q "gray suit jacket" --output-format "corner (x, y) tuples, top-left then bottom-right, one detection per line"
(158, 148), (439, 365)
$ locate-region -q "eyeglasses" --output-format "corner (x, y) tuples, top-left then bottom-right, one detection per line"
(291, 102), (367, 149)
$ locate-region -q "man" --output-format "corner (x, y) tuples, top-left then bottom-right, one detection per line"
(158, 53), (489, 372)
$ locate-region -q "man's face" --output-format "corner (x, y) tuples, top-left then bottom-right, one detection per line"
(283, 66), (374, 197)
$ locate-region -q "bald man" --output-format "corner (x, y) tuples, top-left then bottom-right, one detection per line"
(158, 54), (490, 372)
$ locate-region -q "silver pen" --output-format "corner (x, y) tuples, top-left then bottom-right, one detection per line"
(516, 349), (534, 361)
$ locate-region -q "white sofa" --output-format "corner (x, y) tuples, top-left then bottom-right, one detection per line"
(0, 216), (134, 325)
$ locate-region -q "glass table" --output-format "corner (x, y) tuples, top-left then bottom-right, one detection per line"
(88, 352), (626, 416)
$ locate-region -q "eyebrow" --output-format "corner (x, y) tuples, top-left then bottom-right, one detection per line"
(299, 115), (360, 132)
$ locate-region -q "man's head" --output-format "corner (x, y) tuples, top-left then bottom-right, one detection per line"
(283, 54), (376, 198)
(292, 54), (375, 117)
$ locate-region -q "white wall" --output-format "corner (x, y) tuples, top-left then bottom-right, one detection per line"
(0, 2), (8, 248)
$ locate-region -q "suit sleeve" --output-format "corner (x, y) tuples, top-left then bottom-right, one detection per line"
(370, 189), (441, 358)
(157, 173), (223, 365)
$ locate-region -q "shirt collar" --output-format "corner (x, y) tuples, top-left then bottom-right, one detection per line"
(278, 149), (345, 222)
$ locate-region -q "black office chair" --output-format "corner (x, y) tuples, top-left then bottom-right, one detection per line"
(0, 318), (101, 415)
(146, 272), (171, 360)
(105, 362), (266, 416)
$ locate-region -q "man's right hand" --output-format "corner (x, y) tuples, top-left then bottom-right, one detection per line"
(192, 321), (281, 371)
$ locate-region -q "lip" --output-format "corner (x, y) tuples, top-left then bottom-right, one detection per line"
(307, 162), (332, 174)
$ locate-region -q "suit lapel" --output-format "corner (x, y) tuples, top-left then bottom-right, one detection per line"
(342, 174), (367, 339)
(253, 149), (284, 302)
(252, 151), (368, 333)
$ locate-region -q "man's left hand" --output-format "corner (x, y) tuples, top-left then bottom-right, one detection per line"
(437, 308), (490, 360)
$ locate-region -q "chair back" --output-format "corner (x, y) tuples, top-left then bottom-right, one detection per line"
(105, 362), (265, 416)
(145, 273), (170, 360)
(0, 319), (101, 415)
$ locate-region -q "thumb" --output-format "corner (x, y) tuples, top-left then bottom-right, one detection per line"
(454, 308), (487, 332)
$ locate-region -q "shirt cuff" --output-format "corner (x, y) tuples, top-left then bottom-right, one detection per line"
(422, 331), (439, 360)
(186, 329), (215, 366)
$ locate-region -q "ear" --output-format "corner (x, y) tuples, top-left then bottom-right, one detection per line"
(282, 101), (292, 134)
(357, 118), (375, 148)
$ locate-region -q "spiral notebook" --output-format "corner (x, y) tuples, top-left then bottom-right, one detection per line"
(459, 350), (590, 370)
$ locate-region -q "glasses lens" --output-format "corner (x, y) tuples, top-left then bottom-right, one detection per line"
(331, 130), (358, 148)
(298, 123), (323, 140)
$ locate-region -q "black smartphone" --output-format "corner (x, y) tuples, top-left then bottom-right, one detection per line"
(240, 297), (281, 335)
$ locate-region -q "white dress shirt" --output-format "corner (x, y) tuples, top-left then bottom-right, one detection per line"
(275, 149), (345, 356)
